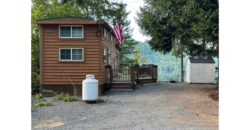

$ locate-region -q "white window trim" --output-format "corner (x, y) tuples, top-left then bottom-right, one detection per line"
(59, 48), (84, 61)
(103, 28), (108, 37)
(59, 25), (84, 38)
(108, 48), (111, 64)
(103, 47), (107, 63)
(110, 34), (113, 42)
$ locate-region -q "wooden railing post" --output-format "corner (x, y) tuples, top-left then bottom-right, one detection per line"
(136, 64), (139, 82)
(154, 65), (158, 82)
(132, 64), (139, 83)
(130, 66), (133, 82)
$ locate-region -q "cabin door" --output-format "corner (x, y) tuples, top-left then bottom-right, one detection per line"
(104, 65), (112, 90)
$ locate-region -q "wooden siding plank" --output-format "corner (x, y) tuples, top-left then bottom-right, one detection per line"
(41, 24), (102, 85)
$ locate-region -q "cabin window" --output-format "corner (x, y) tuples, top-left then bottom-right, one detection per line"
(59, 25), (83, 38)
(59, 48), (84, 61)
(103, 28), (107, 37)
(107, 48), (111, 64)
(103, 47), (111, 64)
(103, 47), (107, 63)
(110, 34), (113, 42)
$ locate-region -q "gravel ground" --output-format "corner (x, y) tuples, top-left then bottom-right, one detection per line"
(32, 83), (218, 130)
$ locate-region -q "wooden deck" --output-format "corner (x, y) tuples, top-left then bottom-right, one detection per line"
(104, 64), (157, 90)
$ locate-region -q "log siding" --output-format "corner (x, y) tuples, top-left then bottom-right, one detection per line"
(41, 24), (101, 85)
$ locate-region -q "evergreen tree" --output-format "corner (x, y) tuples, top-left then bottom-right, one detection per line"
(110, 3), (138, 65)
(137, 0), (218, 82)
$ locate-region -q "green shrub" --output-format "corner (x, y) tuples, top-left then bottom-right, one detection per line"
(63, 94), (78, 102)
(32, 94), (53, 110)
(33, 93), (43, 100)
(54, 93), (65, 101)
(32, 100), (52, 108)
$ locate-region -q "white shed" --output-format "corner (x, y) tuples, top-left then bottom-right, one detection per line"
(186, 57), (215, 84)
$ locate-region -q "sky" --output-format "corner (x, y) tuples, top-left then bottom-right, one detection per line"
(122, 0), (150, 42)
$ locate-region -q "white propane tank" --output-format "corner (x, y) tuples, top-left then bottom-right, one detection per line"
(82, 74), (98, 101)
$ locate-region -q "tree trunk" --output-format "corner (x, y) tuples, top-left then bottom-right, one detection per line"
(181, 48), (184, 82)
(216, 57), (219, 89)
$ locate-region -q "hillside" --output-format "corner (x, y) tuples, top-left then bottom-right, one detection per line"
(131, 42), (187, 81)
(131, 42), (218, 82)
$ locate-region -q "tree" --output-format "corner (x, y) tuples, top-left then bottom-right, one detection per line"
(133, 44), (147, 65)
(137, 0), (218, 82)
(110, 3), (139, 65)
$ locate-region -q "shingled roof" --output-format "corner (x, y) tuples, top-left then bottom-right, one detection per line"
(189, 57), (215, 63)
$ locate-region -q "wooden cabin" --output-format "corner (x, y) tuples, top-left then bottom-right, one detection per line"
(38, 17), (120, 95)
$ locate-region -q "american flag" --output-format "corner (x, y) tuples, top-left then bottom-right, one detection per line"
(112, 22), (124, 45)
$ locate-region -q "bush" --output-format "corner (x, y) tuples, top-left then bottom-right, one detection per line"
(63, 94), (79, 102)
(52, 93), (79, 102)
(54, 93), (65, 101)
(32, 94), (53, 110)
(32, 100), (52, 109)
(42, 90), (57, 97)
(33, 93), (43, 100)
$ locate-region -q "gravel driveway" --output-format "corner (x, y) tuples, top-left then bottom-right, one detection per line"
(32, 83), (218, 130)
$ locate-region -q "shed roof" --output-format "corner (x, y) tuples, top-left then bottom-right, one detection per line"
(37, 17), (113, 31)
(189, 57), (215, 63)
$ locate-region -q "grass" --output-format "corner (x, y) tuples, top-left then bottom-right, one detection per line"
(32, 94), (53, 110)
(33, 93), (43, 100)
(63, 94), (79, 102)
(54, 93), (65, 101)
(53, 93), (79, 102)
(32, 100), (52, 109)
(32, 93), (80, 111)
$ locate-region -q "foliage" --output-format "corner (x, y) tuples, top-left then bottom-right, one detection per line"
(32, 32), (40, 94)
(132, 42), (186, 81)
(53, 93), (79, 102)
(62, 94), (79, 102)
(137, 0), (219, 57)
(137, 0), (218, 82)
(32, 100), (52, 110)
(111, 3), (139, 65)
(132, 42), (219, 82)
(133, 43), (147, 65)
(54, 93), (65, 101)
(32, 94), (53, 110)
(33, 93), (43, 99)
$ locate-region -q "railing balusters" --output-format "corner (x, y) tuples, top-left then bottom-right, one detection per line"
(106, 64), (158, 84)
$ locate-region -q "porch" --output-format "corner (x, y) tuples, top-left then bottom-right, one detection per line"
(104, 64), (158, 90)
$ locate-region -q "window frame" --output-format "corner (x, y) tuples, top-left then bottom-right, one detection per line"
(59, 25), (84, 39)
(107, 48), (111, 64)
(110, 34), (113, 42)
(59, 48), (84, 61)
(103, 47), (107, 63)
(103, 28), (106, 37)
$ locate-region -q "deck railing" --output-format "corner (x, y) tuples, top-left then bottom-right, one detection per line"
(105, 64), (157, 86)
(137, 64), (157, 83)
(112, 67), (131, 82)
